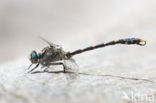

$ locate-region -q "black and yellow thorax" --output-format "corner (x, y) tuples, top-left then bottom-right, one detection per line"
(38, 46), (66, 63)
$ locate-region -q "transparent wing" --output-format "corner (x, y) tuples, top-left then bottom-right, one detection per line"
(39, 36), (61, 48)
(63, 58), (79, 83)
(63, 58), (79, 73)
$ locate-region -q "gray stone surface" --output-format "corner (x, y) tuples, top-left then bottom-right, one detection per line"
(0, 44), (156, 103)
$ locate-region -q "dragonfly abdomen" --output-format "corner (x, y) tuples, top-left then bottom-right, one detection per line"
(66, 38), (146, 57)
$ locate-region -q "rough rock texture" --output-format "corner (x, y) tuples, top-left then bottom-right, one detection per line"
(0, 44), (156, 103)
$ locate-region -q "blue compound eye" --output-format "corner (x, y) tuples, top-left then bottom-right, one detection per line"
(31, 51), (37, 59)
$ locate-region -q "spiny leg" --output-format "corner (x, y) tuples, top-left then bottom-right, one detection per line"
(27, 64), (33, 70)
(28, 63), (39, 73)
(42, 66), (50, 72)
(45, 62), (66, 73)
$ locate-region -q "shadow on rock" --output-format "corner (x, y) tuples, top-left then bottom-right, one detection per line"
(30, 70), (156, 84)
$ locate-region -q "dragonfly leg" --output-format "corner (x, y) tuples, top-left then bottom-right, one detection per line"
(41, 66), (48, 72)
(46, 62), (66, 73)
(28, 63), (40, 73)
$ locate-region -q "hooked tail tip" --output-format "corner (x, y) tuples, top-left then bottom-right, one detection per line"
(139, 39), (146, 46)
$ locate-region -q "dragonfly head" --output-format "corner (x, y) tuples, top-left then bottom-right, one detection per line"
(28, 50), (39, 64)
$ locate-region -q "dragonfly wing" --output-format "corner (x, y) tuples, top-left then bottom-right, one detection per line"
(39, 36), (61, 48)
(63, 58), (79, 73)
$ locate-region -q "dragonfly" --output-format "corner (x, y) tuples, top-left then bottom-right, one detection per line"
(27, 37), (146, 73)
